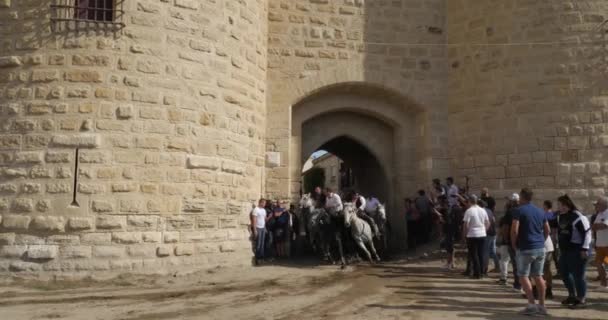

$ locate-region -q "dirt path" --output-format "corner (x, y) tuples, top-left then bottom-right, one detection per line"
(1, 255), (607, 320)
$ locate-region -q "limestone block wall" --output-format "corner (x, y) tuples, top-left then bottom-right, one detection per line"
(265, 0), (449, 206)
(448, 0), (608, 210)
(0, 0), (267, 274)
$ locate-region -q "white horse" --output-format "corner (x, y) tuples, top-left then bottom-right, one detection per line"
(343, 202), (380, 263)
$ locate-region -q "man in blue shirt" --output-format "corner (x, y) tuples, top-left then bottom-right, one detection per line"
(511, 188), (550, 316)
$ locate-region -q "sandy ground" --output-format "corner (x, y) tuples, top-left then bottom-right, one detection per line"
(1, 248), (607, 320)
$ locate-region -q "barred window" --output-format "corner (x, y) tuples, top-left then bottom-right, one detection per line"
(51, 0), (124, 31)
(75, 0), (114, 22)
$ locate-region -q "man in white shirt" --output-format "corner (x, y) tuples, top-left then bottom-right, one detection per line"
(463, 194), (490, 279)
(324, 188), (343, 215)
(446, 177), (459, 207)
(592, 197), (608, 289)
(250, 198), (268, 264)
(355, 192), (366, 212)
(354, 192), (379, 237)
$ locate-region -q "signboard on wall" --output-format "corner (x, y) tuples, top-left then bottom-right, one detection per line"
(266, 152), (281, 167)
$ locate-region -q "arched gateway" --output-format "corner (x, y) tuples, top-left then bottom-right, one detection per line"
(284, 83), (428, 249)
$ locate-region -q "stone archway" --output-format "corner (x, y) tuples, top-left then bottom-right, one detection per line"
(289, 83), (424, 250)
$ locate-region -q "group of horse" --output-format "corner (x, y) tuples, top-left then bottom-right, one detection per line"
(297, 194), (389, 267)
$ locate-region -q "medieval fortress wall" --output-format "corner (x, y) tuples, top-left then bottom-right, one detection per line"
(0, 0), (267, 274)
(0, 0), (607, 275)
(448, 0), (608, 212)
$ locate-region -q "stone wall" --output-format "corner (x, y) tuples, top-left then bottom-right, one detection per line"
(0, 0), (267, 274)
(448, 0), (608, 210)
(265, 0), (448, 209)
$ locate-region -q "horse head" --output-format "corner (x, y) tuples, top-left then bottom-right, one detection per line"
(299, 193), (314, 210)
(343, 202), (356, 228)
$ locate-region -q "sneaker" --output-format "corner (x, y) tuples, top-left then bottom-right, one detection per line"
(561, 296), (577, 306)
(568, 299), (587, 309)
(536, 305), (549, 316)
(497, 279), (507, 286)
(519, 305), (538, 316)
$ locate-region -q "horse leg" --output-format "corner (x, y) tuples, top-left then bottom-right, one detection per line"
(367, 239), (381, 262)
(355, 238), (373, 263)
(335, 232), (346, 267)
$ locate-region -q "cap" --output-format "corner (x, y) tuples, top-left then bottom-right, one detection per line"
(508, 193), (520, 202)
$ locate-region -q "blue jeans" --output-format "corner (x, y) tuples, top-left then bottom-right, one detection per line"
(483, 235), (499, 274)
(255, 228), (266, 259)
(516, 248), (546, 277)
(560, 249), (587, 299)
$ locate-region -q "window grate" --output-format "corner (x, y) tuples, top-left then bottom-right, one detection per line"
(50, 0), (125, 32)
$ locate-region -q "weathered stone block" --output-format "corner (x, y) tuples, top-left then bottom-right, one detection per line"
(93, 246), (125, 258)
(60, 246), (92, 259)
(92, 200), (114, 213)
(127, 244), (156, 258)
(156, 245), (172, 257)
(186, 155), (220, 170)
(27, 245), (58, 259)
(81, 233), (111, 244)
(221, 160), (244, 174)
(166, 216), (194, 230)
(51, 135), (100, 148)
(12, 198), (34, 212)
(46, 235), (79, 245)
(128, 216), (158, 229)
(64, 70), (102, 82)
(2, 215), (31, 230)
(0, 245), (26, 258)
(163, 232), (179, 243)
(30, 216), (65, 232)
(0, 56), (20, 68)
(112, 232), (141, 244)
(142, 232), (161, 243)
(219, 242), (235, 252)
(182, 199), (205, 212)
(67, 217), (92, 230)
(96, 216), (125, 230)
(174, 244), (193, 256)
(0, 233), (15, 245)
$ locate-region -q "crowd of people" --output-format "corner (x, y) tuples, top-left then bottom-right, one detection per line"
(405, 177), (608, 316)
(249, 187), (384, 265)
(250, 177), (608, 316)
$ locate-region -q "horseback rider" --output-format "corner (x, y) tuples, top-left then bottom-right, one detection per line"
(324, 187), (343, 216)
(353, 192), (380, 238)
(365, 195), (381, 214)
(311, 186), (325, 208)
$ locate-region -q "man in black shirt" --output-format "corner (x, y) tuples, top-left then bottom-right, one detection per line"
(481, 187), (496, 213)
(497, 194), (521, 290)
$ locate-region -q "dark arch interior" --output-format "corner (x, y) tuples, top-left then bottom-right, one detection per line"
(315, 136), (389, 203)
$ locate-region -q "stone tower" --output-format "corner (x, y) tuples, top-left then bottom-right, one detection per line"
(0, 0), (268, 274)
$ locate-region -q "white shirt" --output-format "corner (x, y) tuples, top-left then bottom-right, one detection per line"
(594, 209), (608, 247)
(365, 197), (380, 212)
(325, 193), (343, 212)
(357, 196), (366, 211)
(251, 207), (266, 229)
(463, 205), (489, 238)
(544, 235), (554, 253)
(447, 184), (459, 207)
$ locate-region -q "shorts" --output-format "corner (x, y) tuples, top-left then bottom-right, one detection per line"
(596, 247), (608, 265)
(516, 248), (546, 277)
